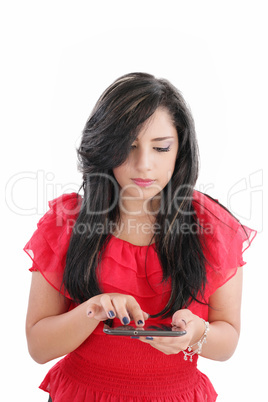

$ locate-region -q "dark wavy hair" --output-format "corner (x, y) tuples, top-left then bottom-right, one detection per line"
(63, 72), (207, 317)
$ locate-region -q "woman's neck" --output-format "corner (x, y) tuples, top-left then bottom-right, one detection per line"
(118, 196), (160, 218)
(112, 197), (159, 246)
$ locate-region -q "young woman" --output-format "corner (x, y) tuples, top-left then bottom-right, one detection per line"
(24, 72), (256, 401)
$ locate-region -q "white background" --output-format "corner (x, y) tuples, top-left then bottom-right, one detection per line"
(1, 1), (267, 401)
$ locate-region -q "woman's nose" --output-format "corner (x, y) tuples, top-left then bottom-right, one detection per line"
(134, 148), (152, 171)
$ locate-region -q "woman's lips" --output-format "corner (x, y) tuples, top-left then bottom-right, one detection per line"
(131, 178), (156, 187)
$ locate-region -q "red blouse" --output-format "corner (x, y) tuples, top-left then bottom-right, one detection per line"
(24, 191), (256, 401)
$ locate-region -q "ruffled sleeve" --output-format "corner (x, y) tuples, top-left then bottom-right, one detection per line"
(193, 191), (257, 298)
(23, 193), (82, 299)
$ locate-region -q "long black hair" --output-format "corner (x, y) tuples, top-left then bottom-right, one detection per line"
(63, 72), (207, 317)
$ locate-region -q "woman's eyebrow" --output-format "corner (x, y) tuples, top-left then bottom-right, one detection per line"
(151, 136), (175, 142)
(135, 136), (175, 142)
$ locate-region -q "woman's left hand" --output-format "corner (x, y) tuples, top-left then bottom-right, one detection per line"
(137, 309), (205, 355)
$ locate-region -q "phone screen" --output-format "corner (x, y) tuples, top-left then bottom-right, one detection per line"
(103, 322), (187, 337)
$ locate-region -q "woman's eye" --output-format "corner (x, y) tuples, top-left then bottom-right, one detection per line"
(154, 146), (171, 153)
(130, 145), (171, 152)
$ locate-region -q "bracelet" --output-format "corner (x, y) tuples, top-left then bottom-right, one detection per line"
(182, 319), (209, 362)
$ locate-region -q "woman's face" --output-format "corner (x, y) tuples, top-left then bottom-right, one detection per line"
(113, 107), (179, 213)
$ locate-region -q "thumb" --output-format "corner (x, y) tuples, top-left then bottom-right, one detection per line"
(86, 303), (102, 318)
(171, 310), (188, 329)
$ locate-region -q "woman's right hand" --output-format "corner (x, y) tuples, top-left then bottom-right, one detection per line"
(86, 293), (149, 327)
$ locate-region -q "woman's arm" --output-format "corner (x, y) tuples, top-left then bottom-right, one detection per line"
(200, 265), (243, 361)
(26, 272), (147, 364)
(26, 272), (99, 364)
(139, 267), (243, 361)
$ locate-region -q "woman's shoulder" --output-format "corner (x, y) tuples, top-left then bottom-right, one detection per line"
(192, 190), (239, 231)
(192, 190), (256, 295)
(192, 189), (255, 253)
(45, 192), (82, 222)
(31, 192), (83, 244)
(32, 192), (80, 232)
(23, 193), (83, 299)
(27, 192), (82, 242)
(192, 189), (256, 246)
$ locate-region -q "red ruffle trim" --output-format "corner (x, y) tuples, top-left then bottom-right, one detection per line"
(192, 191), (257, 296)
(23, 192), (82, 299)
(23, 191), (256, 302)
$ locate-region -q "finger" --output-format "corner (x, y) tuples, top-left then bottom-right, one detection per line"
(98, 294), (116, 319)
(111, 296), (131, 325)
(86, 297), (118, 322)
(111, 295), (146, 326)
(138, 336), (188, 355)
(138, 335), (154, 343)
(86, 303), (104, 318)
(138, 336), (177, 354)
(132, 311), (149, 324)
(172, 309), (191, 328)
(172, 319), (187, 330)
(126, 297), (147, 326)
(142, 311), (150, 321)
(138, 335), (166, 343)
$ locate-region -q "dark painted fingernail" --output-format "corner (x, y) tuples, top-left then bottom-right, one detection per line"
(146, 336), (154, 340)
(122, 317), (130, 325)
(108, 311), (115, 318)
(131, 336), (140, 339)
(137, 320), (144, 325)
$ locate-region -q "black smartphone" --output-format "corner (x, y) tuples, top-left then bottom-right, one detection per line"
(103, 321), (187, 337)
